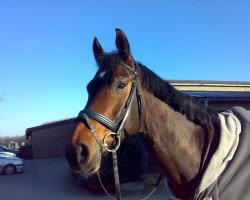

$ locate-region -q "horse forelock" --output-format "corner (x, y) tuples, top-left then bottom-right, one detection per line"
(96, 51), (121, 69)
(87, 52), (130, 101)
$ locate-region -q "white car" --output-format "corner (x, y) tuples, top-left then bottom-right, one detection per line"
(0, 152), (25, 175)
(0, 152), (16, 157)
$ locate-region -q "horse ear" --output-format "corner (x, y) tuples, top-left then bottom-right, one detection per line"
(93, 37), (106, 61)
(115, 28), (132, 61)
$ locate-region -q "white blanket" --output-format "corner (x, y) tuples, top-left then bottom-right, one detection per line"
(195, 110), (241, 196)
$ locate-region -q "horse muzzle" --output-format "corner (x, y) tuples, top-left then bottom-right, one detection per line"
(65, 143), (101, 175)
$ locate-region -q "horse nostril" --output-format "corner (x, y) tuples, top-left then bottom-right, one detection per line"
(77, 143), (89, 165)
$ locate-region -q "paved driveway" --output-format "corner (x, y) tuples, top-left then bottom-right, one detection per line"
(0, 157), (169, 200)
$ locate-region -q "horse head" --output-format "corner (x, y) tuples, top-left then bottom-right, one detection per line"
(65, 29), (143, 174)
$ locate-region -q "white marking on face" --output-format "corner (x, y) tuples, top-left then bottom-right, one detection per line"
(98, 71), (106, 79)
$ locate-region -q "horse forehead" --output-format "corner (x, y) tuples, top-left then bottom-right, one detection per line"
(96, 65), (130, 79)
(112, 64), (132, 76)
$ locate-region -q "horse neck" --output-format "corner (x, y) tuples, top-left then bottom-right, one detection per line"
(141, 90), (207, 197)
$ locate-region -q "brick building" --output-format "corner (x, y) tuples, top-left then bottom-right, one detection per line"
(26, 119), (76, 159)
(26, 80), (250, 159)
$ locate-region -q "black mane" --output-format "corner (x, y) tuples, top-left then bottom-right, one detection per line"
(138, 62), (220, 132)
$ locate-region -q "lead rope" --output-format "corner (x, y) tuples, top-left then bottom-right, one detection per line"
(97, 147), (164, 200)
(97, 154), (163, 200)
(112, 150), (122, 200)
(97, 171), (116, 200)
(96, 150), (121, 200)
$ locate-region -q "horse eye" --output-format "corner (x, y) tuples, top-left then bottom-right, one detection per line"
(116, 82), (126, 90)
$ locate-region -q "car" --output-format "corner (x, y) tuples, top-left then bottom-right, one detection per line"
(0, 145), (20, 156)
(0, 152), (16, 157)
(0, 153), (25, 175)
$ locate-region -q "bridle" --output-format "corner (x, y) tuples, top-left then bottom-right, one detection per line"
(76, 62), (144, 200)
(76, 62), (143, 152)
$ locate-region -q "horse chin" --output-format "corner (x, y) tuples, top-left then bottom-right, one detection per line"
(75, 149), (102, 175)
(78, 162), (100, 175)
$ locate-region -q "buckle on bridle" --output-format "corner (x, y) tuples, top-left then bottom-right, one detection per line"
(103, 132), (121, 152)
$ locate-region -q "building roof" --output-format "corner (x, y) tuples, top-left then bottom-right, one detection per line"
(169, 80), (250, 92)
(169, 80), (250, 86)
(170, 80), (250, 101)
(26, 118), (74, 138)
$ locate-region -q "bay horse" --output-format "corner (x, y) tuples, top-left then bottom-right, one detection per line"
(66, 29), (250, 199)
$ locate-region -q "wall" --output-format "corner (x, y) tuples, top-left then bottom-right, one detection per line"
(30, 121), (76, 159)
(208, 101), (250, 112)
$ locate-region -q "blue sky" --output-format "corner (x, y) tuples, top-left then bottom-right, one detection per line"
(0, 1), (250, 136)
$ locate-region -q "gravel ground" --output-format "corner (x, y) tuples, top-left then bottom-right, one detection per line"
(0, 157), (169, 200)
